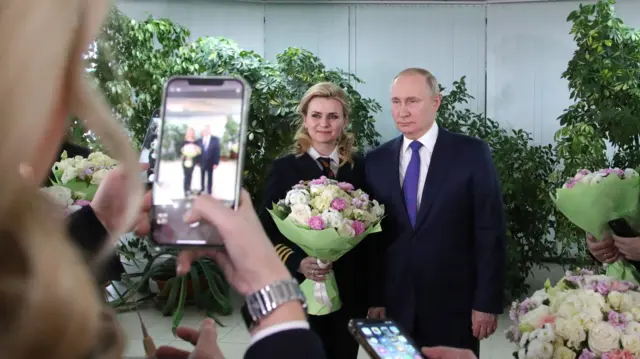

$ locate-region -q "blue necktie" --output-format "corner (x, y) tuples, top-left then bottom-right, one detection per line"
(403, 141), (422, 228)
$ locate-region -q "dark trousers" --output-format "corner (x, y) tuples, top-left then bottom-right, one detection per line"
(200, 167), (213, 195)
(308, 309), (359, 359)
(183, 165), (194, 195)
(413, 317), (480, 358)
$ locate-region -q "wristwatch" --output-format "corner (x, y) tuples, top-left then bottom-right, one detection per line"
(241, 278), (307, 330)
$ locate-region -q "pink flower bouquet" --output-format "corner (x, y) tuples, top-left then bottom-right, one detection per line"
(506, 269), (640, 359)
(268, 176), (384, 315)
(552, 168), (640, 283)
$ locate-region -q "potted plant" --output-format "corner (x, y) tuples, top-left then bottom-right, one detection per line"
(112, 248), (232, 333)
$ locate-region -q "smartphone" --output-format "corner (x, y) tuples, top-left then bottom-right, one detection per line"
(348, 319), (426, 359)
(149, 76), (250, 247)
(608, 218), (640, 238)
(139, 109), (161, 188)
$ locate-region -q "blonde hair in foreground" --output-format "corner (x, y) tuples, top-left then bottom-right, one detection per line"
(0, 1), (143, 359)
(294, 82), (355, 167)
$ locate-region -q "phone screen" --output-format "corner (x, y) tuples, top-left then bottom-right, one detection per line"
(350, 319), (425, 359)
(151, 77), (247, 246)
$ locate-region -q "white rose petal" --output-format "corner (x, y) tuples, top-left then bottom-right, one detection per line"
(91, 169), (110, 185)
(588, 321), (620, 355)
(321, 209), (343, 228)
(621, 334), (640, 355)
(40, 186), (74, 207)
(526, 338), (553, 359)
(625, 322), (640, 336)
(60, 167), (78, 184)
(288, 204), (312, 227)
(336, 219), (356, 237)
(555, 318), (586, 350)
(285, 189), (311, 206)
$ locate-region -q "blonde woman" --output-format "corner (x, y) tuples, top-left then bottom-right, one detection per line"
(181, 127), (200, 196)
(258, 82), (371, 359)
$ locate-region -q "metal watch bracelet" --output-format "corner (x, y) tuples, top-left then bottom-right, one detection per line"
(241, 278), (307, 330)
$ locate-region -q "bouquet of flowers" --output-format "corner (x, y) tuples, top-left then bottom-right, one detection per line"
(181, 143), (201, 168)
(268, 176), (384, 315)
(505, 269), (640, 359)
(51, 151), (117, 201)
(40, 185), (91, 215)
(552, 168), (640, 283)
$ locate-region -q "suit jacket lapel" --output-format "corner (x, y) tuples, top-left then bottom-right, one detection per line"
(415, 129), (451, 229)
(389, 136), (413, 229)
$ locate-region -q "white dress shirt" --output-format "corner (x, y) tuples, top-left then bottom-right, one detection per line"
(202, 135), (210, 149)
(307, 146), (340, 175)
(399, 122), (439, 210)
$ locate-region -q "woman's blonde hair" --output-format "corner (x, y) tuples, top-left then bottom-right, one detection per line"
(0, 1), (143, 358)
(293, 82), (356, 167)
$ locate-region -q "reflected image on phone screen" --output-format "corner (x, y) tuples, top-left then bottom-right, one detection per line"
(152, 78), (245, 246)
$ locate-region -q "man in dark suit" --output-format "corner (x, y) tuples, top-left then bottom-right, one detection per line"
(196, 125), (220, 195)
(365, 68), (507, 357)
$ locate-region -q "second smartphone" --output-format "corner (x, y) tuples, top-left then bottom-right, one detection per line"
(149, 76), (250, 247)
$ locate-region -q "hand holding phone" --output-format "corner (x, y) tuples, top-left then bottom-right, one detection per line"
(349, 319), (426, 359)
(149, 76), (250, 247)
(608, 218), (640, 238)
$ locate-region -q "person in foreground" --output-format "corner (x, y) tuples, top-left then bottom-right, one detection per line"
(365, 68), (507, 357)
(257, 82), (370, 359)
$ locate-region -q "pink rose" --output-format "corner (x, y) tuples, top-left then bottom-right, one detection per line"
(330, 198), (348, 211)
(611, 281), (631, 293)
(602, 349), (635, 359)
(537, 315), (556, 328)
(351, 220), (365, 236)
(337, 182), (354, 191)
(308, 216), (325, 230)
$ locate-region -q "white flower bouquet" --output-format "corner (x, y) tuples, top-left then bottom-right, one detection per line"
(552, 168), (640, 283)
(51, 150), (117, 200)
(506, 269), (640, 359)
(40, 185), (92, 216)
(181, 143), (201, 168)
(268, 176), (384, 315)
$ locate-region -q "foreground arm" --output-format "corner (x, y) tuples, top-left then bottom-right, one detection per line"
(258, 162), (306, 282)
(471, 142), (506, 315)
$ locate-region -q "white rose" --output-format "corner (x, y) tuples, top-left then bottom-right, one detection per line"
(621, 334), (640, 354)
(580, 290), (607, 310)
(575, 306), (604, 331)
(336, 219), (356, 237)
(370, 199), (385, 217)
(555, 318), (586, 349)
(531, 289), (549, 305)
(578, 173), (593, 183)
(285, 189), (310, 205)
(624, 168), (638, 178)
(538, 324), (556, 343)
(587, 321), (620, 355)
(521, 305), (550, 328)
(589, 173), (606, 185)
(552, 346), (576, 359)
(518, 349), (526, 359)
(321, 209), (343, 228)
(309, 184), (324, 195)
(60, 167), (78, 184)
(625, 321), (640, 336)
(527, 338), (554, 359)
(288, 204), (312, 227)
(520, 332), (531, 347)
(90, 168), (110, 185)
(609, 291), (625, 311)
(40, 186), (74, 208)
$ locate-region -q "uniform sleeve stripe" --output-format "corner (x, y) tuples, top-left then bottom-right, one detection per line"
(282, 251), (294, 264)
(275, 245), (291, 257)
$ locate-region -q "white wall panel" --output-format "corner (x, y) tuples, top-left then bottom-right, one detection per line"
(117, 0), (265, 54)
(352, 4), (486, 141)
(486, 0), (640, 145)
(264, 4), (351, 71)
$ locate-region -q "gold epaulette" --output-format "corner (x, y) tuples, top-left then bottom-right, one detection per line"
(274, 243), (294, 263)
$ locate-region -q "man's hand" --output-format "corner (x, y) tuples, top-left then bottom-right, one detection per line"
(367, 307), (386, 319)
(613, 234), (640, 261)
(471, 310), (497, 340)
(421, 346), (477, 359)
(587, 233), (621, 263)
(91, 164), (152, 235)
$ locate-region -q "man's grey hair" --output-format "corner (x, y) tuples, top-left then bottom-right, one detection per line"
(393, 67), (440, 97)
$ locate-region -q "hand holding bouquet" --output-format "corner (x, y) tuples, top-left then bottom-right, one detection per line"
(52, 151), (118, 201)
(181, 143), (201, 168)
(506, 269), (640, 359)
(268, 176), (384, 315)
(552, 168), (640, 283)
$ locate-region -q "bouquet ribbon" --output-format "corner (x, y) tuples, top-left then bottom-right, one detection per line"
(311, 259), (333, 311)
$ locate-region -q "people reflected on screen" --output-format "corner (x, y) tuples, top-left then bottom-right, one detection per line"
(181, 127), (200, 197)
(196, 125), (220, 195)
